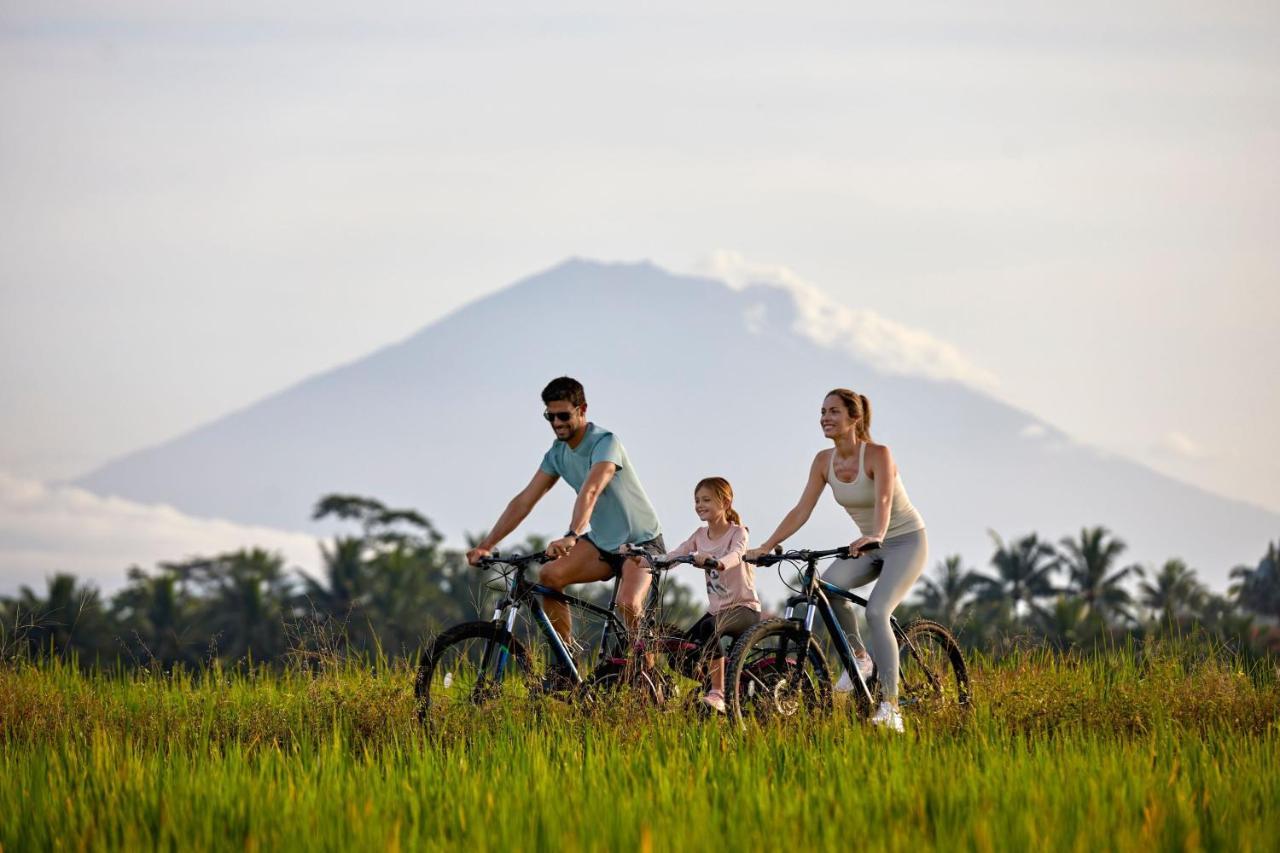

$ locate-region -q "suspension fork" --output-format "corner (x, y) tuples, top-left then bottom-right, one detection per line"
(480, 602), (522, 684)
(470, 601), (519, 698)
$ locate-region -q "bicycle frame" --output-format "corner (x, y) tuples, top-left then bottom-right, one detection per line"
(482, 555), (667, 686)
(773, 551), (920, 708)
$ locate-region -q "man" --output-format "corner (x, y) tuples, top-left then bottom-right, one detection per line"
(465, 376), (665, 652)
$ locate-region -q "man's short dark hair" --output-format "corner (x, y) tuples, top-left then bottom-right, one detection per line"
(542, 376), (586, 408)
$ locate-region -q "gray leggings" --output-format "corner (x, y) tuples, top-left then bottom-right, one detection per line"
(820, 529), (928, 702)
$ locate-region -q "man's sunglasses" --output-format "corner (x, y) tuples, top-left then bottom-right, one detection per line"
(543, 410), (575, 423)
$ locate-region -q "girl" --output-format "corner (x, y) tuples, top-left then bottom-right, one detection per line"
(662, 477), (761, 713)
(745, 389), (927, 733)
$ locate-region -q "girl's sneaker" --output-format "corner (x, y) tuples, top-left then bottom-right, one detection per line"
(870, 701), (904, 733)
(834, 653), (875, 693)
(700, 689), (727, 714)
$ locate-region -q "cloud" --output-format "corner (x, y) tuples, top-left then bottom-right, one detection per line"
(0, 471), (321, 596)
(697, 250), (1000, 390)
(1154, 431), (1211, 461)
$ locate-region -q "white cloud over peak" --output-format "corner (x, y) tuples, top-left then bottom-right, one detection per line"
(0, 471), (321, 596)
(1154, 431), (1211, 461)
(698, 251), (1000, 390)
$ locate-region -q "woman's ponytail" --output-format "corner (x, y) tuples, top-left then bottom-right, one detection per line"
(856, 394), (872, 442)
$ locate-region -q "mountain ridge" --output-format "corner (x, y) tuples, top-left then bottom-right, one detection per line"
(76, 258), (1279, 590)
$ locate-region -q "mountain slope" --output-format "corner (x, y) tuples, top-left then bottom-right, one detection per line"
(77, 259), (1278, 589)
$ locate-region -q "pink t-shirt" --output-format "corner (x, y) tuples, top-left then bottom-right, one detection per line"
(664, 524), (760, 615)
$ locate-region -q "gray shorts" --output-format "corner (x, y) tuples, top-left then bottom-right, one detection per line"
(582, 534), (667, 578)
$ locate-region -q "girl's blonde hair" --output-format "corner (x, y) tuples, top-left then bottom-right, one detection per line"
(695, 477), (742, 526)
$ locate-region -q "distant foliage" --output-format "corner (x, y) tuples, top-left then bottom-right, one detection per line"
(2, 499), (1277, 668)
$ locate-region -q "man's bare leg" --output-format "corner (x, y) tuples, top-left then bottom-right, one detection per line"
(617, 557), (652, 633)
(539, 542), (612, 643)
(618, 557), (654, 666)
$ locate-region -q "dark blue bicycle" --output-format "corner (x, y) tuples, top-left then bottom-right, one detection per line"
(727, 544), (970, 724)
(414, 549), (707, 724)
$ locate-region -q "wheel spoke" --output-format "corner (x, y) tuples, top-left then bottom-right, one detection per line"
(896, 621), (970, 716)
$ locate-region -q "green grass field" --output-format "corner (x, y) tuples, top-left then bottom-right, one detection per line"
(2, 644), (1277, 852)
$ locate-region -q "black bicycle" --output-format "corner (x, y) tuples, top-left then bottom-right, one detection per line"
(414, 548), (697, 724)
(726, 544), (970, 724)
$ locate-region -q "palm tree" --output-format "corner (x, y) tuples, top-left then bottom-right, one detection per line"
(973, 532), (1059, 623)
(1229, 540), (1280, 622)
(914, 555), (983, 627)
(1137, 559), (1205, 626)
(1058, 527), (1138, 625)
(182, 549), (295, 664)
(13, 574), (111, 663)
(111, 566), (196, 668)
(1036, 594), (1091, 649)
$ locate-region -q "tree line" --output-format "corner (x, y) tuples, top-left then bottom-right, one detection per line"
(3, 494), (1277, 669)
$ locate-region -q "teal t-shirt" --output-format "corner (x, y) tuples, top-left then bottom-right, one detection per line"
(539, 423), (662, 552)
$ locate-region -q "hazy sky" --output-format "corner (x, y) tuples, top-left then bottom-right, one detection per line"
(2, 1), (1278, 516)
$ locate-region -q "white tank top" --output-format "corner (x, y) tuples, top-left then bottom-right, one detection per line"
(826, 443), (925, 540)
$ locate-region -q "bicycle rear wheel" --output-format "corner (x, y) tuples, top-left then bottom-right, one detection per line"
(415, 621), (533, 726)
(894, 619), (971, 716)
(726, 619), (832, 725)
(582, 656), (668, 706)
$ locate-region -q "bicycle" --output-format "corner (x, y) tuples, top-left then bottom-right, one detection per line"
(414, 547), (691, 724)
(639, 553), (742, 704)
(726, 544), (970, 725)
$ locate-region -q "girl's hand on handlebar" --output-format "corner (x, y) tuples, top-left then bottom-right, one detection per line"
(692, 552), (712, 568)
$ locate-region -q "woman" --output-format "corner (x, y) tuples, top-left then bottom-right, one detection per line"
(745, 389), (927, 732)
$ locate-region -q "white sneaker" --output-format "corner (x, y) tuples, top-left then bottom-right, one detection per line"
(700, 690), (727, 714)
(834, 653), (875, 693)
(870, 701), (904, 733)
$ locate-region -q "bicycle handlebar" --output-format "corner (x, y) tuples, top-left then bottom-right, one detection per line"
(647, 554), (722, 571)
(474, 551), (550, 570)
(747, 542), (880, 567)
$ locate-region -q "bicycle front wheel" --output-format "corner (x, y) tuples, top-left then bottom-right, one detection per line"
(726, 619), (832, 725)
(415, 621), (533, 726)
(894, 619), (971, 716)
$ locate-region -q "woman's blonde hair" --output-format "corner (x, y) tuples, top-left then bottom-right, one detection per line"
(695, 477), (741, 526)
(826, 388), (872, 442)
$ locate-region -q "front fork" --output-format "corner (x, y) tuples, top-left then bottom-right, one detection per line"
(784, 594), (875, 706)
(478, 604), (521, 686)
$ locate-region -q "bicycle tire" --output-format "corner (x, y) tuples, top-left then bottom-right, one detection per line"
(657, 622), (704, 683)
(415, 621), (533, 725)
(725, 618), (833, 725)
(892, 619), (971, 715)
